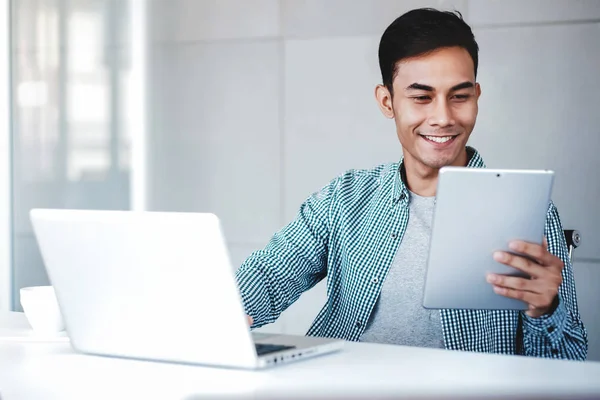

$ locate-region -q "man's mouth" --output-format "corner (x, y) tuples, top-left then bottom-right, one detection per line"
(420, 134), (458, 144)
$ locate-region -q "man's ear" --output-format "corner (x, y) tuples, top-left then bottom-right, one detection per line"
(375, 84), (394, 119)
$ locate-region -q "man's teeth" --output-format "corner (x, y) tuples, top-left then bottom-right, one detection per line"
(425, 136), (453, 143)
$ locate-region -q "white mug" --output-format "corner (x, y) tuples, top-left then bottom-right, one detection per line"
(20, 286), (65, 334)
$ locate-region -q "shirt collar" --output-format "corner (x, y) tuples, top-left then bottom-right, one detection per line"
(392, 146), (486, 205)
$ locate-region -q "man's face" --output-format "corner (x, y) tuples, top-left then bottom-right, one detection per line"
(376, 46), (481, 172)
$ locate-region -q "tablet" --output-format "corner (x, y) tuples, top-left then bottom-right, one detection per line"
(422, 167), (555, 310)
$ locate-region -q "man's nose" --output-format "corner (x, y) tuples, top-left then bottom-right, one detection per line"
(427, 99), (455, 127)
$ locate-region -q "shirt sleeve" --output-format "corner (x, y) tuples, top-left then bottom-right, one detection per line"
(234, 176), (338, 328)
(520, 201), (588, 360)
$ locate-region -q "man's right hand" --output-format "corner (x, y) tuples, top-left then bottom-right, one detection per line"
(246, 315), (253, 326)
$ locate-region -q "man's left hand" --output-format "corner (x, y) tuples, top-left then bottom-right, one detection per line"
(486, 237), (564, 318)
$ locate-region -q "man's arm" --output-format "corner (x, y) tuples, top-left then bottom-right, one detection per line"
(235, 177), (338, 329)
(489, 202), (588, 359)
(517, 202), (588, 359)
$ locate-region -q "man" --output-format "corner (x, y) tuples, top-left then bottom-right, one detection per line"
(235, 8), (587, 359)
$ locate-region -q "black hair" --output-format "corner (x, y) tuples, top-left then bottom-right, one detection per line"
(378, 8), (479, 94)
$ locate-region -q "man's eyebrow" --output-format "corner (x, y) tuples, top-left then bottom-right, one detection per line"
(405, 83), (434, 91)
(404, 81), (475, 92)
(450, 81), (475, 91)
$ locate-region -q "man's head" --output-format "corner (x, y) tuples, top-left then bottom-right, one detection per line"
(375, 8), (481, 175)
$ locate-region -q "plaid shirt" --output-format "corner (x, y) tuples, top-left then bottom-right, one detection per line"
(236, 147), (587, 360)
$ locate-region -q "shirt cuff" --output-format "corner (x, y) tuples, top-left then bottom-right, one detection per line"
(521, 297), (568, 347)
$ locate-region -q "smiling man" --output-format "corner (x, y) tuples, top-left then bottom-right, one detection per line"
(235, 8), (587, 359)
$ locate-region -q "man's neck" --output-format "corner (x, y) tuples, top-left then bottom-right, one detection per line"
(403, 149), (469, 197)
(404, 166), (439, 197)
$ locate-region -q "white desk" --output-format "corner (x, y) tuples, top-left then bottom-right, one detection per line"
(1, 311), (600, 400)
(0, 310), (29, 329)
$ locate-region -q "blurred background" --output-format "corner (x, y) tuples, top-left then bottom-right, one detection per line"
(0, 0), (598, 360)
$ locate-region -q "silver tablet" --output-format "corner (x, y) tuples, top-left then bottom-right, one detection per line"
(423, 167), (555, 310)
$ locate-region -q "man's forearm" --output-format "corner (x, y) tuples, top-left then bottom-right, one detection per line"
(235, 260), (281, 328)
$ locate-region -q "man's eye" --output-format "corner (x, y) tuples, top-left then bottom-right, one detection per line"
(413, 96), (431, 102)
(453, 94), (471, 101)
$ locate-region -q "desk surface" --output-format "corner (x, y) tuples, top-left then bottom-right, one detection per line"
(1, 312), (600, 400)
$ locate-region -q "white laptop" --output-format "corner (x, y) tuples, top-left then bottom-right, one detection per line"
(29, 209), (344, 369)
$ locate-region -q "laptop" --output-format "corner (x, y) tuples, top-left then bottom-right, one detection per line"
(423, 167), (554, 310)
(29, 209), (344, 369)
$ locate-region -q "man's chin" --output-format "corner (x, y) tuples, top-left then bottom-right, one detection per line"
(417, 146), (468, 170)
(420, 155), (461, 170)
(423, 161), (451, 170)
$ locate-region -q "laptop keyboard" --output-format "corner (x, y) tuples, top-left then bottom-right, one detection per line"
(255, 343), (296, 356)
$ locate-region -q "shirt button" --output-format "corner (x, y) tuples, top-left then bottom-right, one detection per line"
(547, 326), (555, 333)
(371, 277), (378, 284)
(355, 320), (362, 328)
(390, 232), (397, 239)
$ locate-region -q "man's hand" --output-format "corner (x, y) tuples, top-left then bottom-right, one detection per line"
(246, 315), (253, 326)
(486, 237), (564, 318)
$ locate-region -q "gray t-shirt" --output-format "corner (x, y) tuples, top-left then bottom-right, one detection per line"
(360, 191), (444, 348)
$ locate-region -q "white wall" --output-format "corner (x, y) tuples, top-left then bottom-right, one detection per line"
(10, 0), (600, 360)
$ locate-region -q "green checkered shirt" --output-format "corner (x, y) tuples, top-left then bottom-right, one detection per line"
(236, 147), (587, 360)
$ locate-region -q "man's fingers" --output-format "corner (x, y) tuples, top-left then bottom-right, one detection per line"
(487, 273), (560, 310)
(486, 274), (541, 294)
(492, 251), (547, 278)
(491, 285), (555, 312)
(489, 237), (564, 317)
(492, 285), (533, 303)
(508, 240), (554, 266)
(247, 315), (253, 326)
